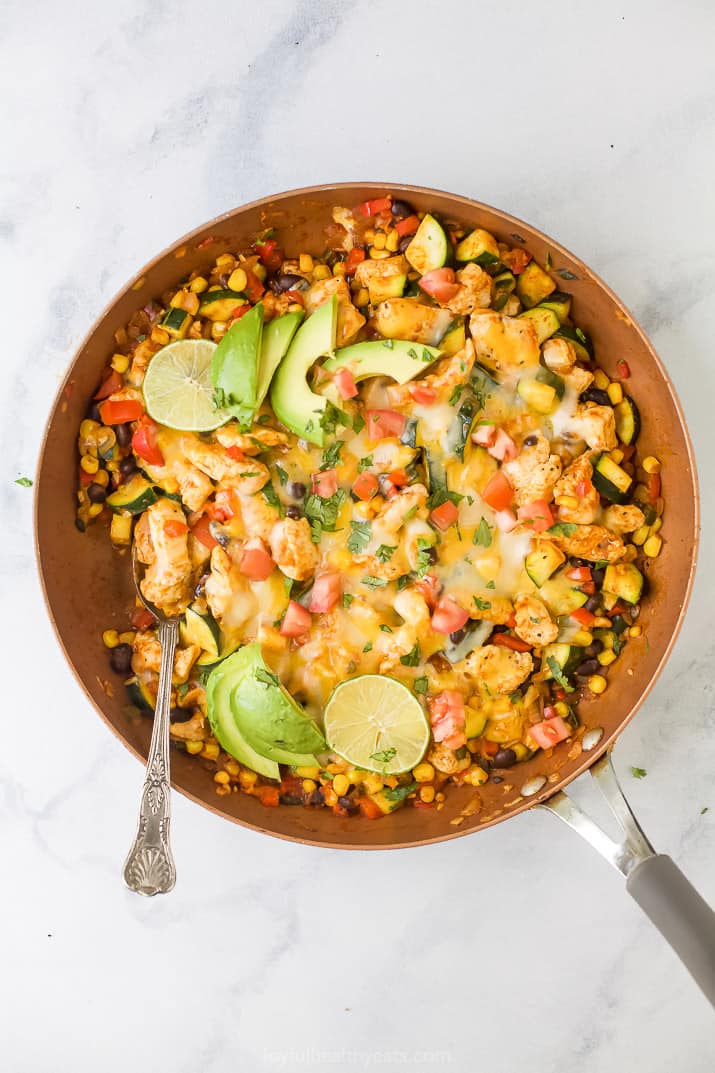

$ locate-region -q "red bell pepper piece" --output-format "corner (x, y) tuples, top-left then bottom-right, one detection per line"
(131, 417), (164, 467)
(256, 785), (280, 807)
(344, 247), (366, 276)
(352, 472), (379, 501)
(254, 239), (283, 273)
(130, 607), (156, 630)
(429, 500), (459, 531)
(492, 633), (532, 653)
(359, 197), (392, 217)
(395, 214), (419, 238)
(571, 607), (597, 628)
(616, 359), (631, 379)
(93, 369), (124, 400)
(98, 398), (144, 425)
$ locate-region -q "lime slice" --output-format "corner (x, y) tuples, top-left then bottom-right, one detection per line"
(143, 340), (229, 431)
(324, 674), (430, 775)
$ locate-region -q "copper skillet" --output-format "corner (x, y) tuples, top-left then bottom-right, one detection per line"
(34, 183), (715, 1001)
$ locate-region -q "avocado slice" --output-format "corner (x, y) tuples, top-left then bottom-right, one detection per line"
(205, 663), (280, 780)
(210, 302), (264, 426)
(322, 339), (441, 384)
(256, 310), (304, 406)
(270, 295), (337, 446)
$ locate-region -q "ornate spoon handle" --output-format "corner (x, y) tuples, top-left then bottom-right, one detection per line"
(123, 618), (178, 895)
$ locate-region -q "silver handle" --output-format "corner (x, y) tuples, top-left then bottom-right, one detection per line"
(123, 618), (178, 896)
(541, 753), (715, 1006)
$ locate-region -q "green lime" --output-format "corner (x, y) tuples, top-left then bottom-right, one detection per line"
(143, 340), (229, 431)
(324, 674), (430, 775)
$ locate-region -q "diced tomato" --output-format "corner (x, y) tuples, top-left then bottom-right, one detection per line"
(414, 573), (440, 609)
(488, 428), (518, 462)
(617, 359), (631, 379)
(571, 606), (597, 627)
(647, 473), (661, 505)
(543, 704), (558, 720)
(359, 197), (392, 217)
(344, 247), (366, 276)
(228, 303), (253, 322)
(431, 596), (469, 635)
(500, 247), (532, 275)
(428, 690), (466, 748)
(333, 367), (359, 400)
(482, 470), (514, 511)
(93, 369), (124, 400)
(130, 606), (155, 630)
(492, 632), (532, 653)
(575, 480), (592, 497)
(366, 409), (405, 441)
(529, 717), (571, 750)
(517, 499), (554, 533)
(244, 269), (265, 302)
(609, 601), (630, 617)
(225, 445), (246, 461)
(256, 785), (280, 807)
(419, 268), (460, 304)
(620, 444), (636, 461)
(413, 800), (435, 809)
(395, 214), (419, 238)
(409, 384), (438, 406)
(164, 520), (188, 538)
(239, 538), (275, 581)
(78, 465), (94, 488)
(131, 417), (164, 467)
(309, 571), (342, 613)
(352, 472), (379, 501)
(506, 613), (517, 629)
(280, 600), (312, 638)
(211, 488), (236, 521)
(312, 468), (338, 498)
(566, 566), (592, 583)
(430, 499), (459, 531)
(98, 398), (144, 425)
(254, 239), (283, 272)
(388, 468), (409, 488)
(190, 513), (218, 550)
(471, 422), (496, 447)
(358, 796), (383, 819)
(580, 581), (596, 595)
(480, 739), (499, 757)
(494, 509), (518, 534)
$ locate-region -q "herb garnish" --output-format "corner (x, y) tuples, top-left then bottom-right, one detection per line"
(400, 644), (420, 667)
(548, 522), (577, 538)
(376, 544), (396, 563)
(254, 667), (280, 688)
(415, 538), (434, 577)
(347, 519), (371, 555)
(413, 677), (428, 695)
(383, 781), (417, 803)
(473, 596), (492, 611)
(361, 576), (388, 590)
(547, 656), (574, 693)
(631, 766), (647, 779)
(371, 747), (396, 763)
(357, 454), (373, 473)
(15, 477), (32, 487)
(473, 518), (493, 548)
(342, 593), (354, 608)
(274, 463), (288, 486)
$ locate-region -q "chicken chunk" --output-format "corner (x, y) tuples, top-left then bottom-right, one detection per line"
(388, 340), (475, 407)
(548, 524), (626, 563)
(562, 366), (594, 395)
(131, 632), (200, 684)
(601, 504), (646, 535)
(513, 594), (558, 646)
(235, 489), (281, 542)
(572, 404), (617, 451)
(553, 454), (601, 524)
(215, 423), (289, 454)
(428, 742), (471, 775)
(469, 311), (540, 383)
(304, 276), (365, 346)
(542, 337), (576, 374)
(135, 499), (194, 616)
(354, 255), (409, 304)
(468, 593), (514, 625)
(269, 517), (319, 581)
(502, 431), (562, 507)
(173, 644), (201, 685)
(169, 710), (207, 742)
(444, 263), (492, 316)
(204, 546), (260, 628)
(456, 644), (534, 695)
(375, 483), (428, 534)
(181, 437), (270, 493)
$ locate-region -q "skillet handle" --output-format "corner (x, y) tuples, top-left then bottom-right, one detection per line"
(627, 855), (715, 1006)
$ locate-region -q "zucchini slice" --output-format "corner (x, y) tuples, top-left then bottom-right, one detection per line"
(354, 256), (407, 304)
(405, 214), (452, 274)
(525, 542), (566, 587)
(451, 400), (475, 462)
(542, 643), (579, 678)
(519, 306), (560, 344)
(492, 270), (516, 311)
(126, 677), (155, 712)
(455, 227), (500, 267)
(443, 620), (493, 665)
(439, 317), (466, 356)
(614, 395), (641, 445)
(515, 261), (557, 309)
(198, 289), (248, 321)
(538, 573), (588, 616)
(539, 291), (572, 324)
(107, 474), (158, 515)
(592, 453), (632, 504)
(465, 704), (489, 740)
(371, 298), (453, 346)
(181, 603), (221, 659)
(162, 306), (192, 339)
(603, 563), (644, 605)
(517, 377), (558, 414)
(536, 366), (565, 400)
(554, 325), (594, 362)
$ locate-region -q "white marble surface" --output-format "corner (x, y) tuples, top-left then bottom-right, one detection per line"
(2, 1), (714, 1069)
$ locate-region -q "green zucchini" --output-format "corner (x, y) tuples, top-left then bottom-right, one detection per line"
(603, 563), (644, 605)
(452, 400), (474, 462)
(355, 256), (407, 304)
(536, 366), (565, 400)
(517, 377), (557, 414)
(538, 573), (588, 616)
(554, 325), (594, 362)
(126, 677), (154, 712)
(107, 474), (158, 515)
(492, 270), (516, 311)
(592, 453), (632, 504)
(519, 306), (560, 344)
(525, 542), (566, 587)
(614, 395), (641, 446)
(542, 643), (579, 678)
(539, 292), (572, 323)
(400, 417), (418, 449)
(465, 705), (489, 740)
(180, 603), (221, 659)
(198, 289), (248, 321)
(515, 261), (557, 309)
(444, 620), (493, 665)
(162, 306), (192, 339)
(405, 214), (452, 274)
(455, 227), (500, 267)
(372, 298), (453, 346)
(439, 317), (466, 356)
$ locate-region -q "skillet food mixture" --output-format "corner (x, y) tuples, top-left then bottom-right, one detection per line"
(76, 196), (664, 818)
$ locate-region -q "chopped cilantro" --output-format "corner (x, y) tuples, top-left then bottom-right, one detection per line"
(547, 656), (574, 693)
(274, 463), (288, 486)
(486, 580), (496, 590)
(262, 483), (283, 513)
(352, 412), (365, 434)
(556, 268), (578, 281)
(15, 476), (32, 487)
(375, 544), (396, 563)
(413, 677), (428, 695)
(382, 339), (394, 349)
(239, 470), (261, 478)
(545, 251), (552, 270)
(342, 593), (354, 608)
(357, 454), (373, 473)
(548, 522), (577, 538)
(509, 691), (522, 704)
(383, 781), (417, 803)
(304, 489), (347, 542)
(474, 596), (492, 611)
(415, 538), (434, 577)
(256, 414), (272, 425)
(421, 347), (434, 363)
(473, 518), (493, 548)
(254, 667), (280, 688)
(361, 576), (388, 590)
(396, 575), (410, 591)
(631, 766), (647, 779)
(379, 624), (393, 633)
(320, 402), (350, 436)
(407, 347), (418, 360)
(400, 644), (420, 667)
(320, 440), (343, 471)
(363, 641), (373, 652)
(283, 577), (293, 597)
(347, 519), (371, 555)
(448, 384), (464, 406)
(371, 747), (396, 763)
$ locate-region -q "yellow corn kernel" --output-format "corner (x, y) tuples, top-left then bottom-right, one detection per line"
(589, 674), (608, 694)
(150, 326), (170, 346)
(593, 370), (610, 390)
(347, 769), (363, 785)
(598, 649), (617, 666)
(118, 631), (136, 645)
(228, 267), (248, 292)
(110, 514), (132, 546)
(298, 253), (314, 273)
(435, 792), (445, 803)
(80, 454), (99, 475)
(201, 742), (220, 760)
(420, 785), (436, 803)
(629, 625), (642, 638)
(224, 760), (240, 777)
(109, 352), (129, 374)
(650, 517), (662, 535)
(642, 455), (661, 474)
(295, 765), (320, 779)
(288, 303), (303, 314)
(369, 248), (392, 260)
(302, 779), (317, 793)
(463, 766), (488, 787)
(609, 448), (624, 464)
(354, 287), (370, 308)
(511, 743), (530, 761)
(413, 762), (435, 783)
(93, 468), (109, 488)
(607, 382), (623, 405)
(332, 773), (350, 797)
(327, 761), (346, 774)
(239, 769), (257, 789)
(332, 262), (346, 277)
(189, 276), (208, 293)
(102, 629), (120, 649)
(644, 534), (662, 558)
(362, 772), (384, 795)
(592, 616), (612, 628)
(372, 232), (387, 251)
(215, 784), (231, 796)
(214, 770), (231, 785)
(572, 630), (593, 647)
(385, 229), (400, 252)
(632, 525), (649, 546)
(554, 701), (570, 719)
(211, 322), (228, 342)
(555, 494), (578, 509)
(79, 419), (101, 440)
(312, 264), (332, 281)
(363, 228), (376, 244)
(215, 253), (236, 269)
(185, 740), (204, 755)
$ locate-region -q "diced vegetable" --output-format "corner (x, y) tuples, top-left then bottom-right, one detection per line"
(482, 471), (514, 511)
(519, 306), (560, 344)
(359, 197), (392, 217)
(517, 377), (557, 414)
(309, 571), (342, 613)
(494, 508), (518, 533)
(603, 562), (644, 605)
(538, 292), (572, 323)
(431, 596), (469, 635)
(181, 604), (221, 658)
(198, 289), (247, 321)
(280, 600), (312, 637)
(99, 398), (144, 425)
(430, 500), (459, 531)
(455, 227), (500, 267)
(366, 409), (405, 441)
(592, 453), (632, 504)
(94, 370), (124, 400)
(405, 214), (451, 274)
(312, 469), (338, 498)
(395, 214), (419, 238)
(106, 474), (158, 514)
(419, 268), (460, 303)
(554, 325), (594, 362)
(491, 270), (516, 311)
(429, 690), (466, 749)
(131, 417), (164, 467)
(528, 717), (571, 749)
(239, 538), (275, 581)
(372, 298), (453, 346)
(492, 632), (531, 652)
(488, 428), (518, 462)
(438, 318), (466, 356)
(352, 472), (379, 501)
(162, 306), (192, 338)
(614, 396), (641, 445)
(536, 366), (565, 400)
(538, 574), (588, 615)
(190, 513), (218, 549)
(525, 542), (565, 586)
(333, 368), (358, 399)
(517, 500), (554, 533)
(409, 384), (438, 405)
(515, 261), (556, 308)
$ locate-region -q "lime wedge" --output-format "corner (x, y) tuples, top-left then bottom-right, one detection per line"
(143, 340), (229, 431)
(324, 674), (430, 775)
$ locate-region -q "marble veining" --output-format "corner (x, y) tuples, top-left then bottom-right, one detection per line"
(1, 1), (714, 1070)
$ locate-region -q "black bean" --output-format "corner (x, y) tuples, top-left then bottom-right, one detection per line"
(87, 482), (107, 503)
(194, 573), (209, 598)
(398, 235), (413, 254)
(272, 273), (308, 294)
(338, 795), (358, 813)
(569, 556), (588, 567)
(585, 594), (600, 613)
(612, 614), (628, 635)
(170, 707), (194, 723)
(492, 748), (517, 769)
(119, 456), (138, 478)
(584, 640), (604, 658)
(279, 793), (303, 806)
(449, 627), (468, 645)
(580, 388), (611, 407)
(308, 788), (324, 806)
(287, 480), (306, 500)
(523, 434), (539, 447)
(576, 658), (600, 677)
(391, 199), (415, 219)
(209, 521), (231, 548)
(285, 505), (302, 520)
(592, 567), (605, 587)
(109, 644), (133, 675)
(492, 775), (503, 783)
(427, 545), (439, 564)
(115, 423), (132, 447)
(87, 402), (102, 422)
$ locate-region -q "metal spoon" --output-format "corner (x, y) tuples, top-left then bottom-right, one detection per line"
(122, 549), (179, 896)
